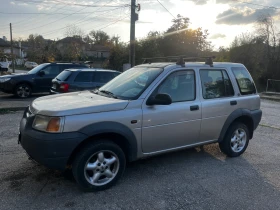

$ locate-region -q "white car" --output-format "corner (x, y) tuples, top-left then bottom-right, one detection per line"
(25, 61), (38, 69)
(0, 57), (9, 71)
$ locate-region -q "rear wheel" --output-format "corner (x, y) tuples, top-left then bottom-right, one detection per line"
(72, 140), (126, 191)
(219, 122), (249, 157)
(15, 83), (32, 98)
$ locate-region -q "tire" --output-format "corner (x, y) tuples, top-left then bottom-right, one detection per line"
(15, 83), (32, 98)
(72, 140), (126, 191)
(219, 122), (249, 157)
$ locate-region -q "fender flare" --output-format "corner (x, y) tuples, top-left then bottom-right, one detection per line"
(218, 109), (255, 142)
(78, 121), (138, 161)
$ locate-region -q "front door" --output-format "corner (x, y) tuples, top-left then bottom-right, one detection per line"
(141, 69), (202, 153)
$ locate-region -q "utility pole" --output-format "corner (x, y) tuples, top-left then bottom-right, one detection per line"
(129, 0), (137, 67)
(10, 23), (15, 73)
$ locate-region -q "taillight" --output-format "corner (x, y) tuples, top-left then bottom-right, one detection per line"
(60, 83), (69, 92)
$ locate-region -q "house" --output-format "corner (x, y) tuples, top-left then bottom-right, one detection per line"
(0, 36), (26, 58)
(56, 37), (86, 58)
(56, 36), (110, 60)
(85, 44), (110, 59)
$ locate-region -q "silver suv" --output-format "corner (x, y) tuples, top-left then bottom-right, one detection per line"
(19, 58), (262, 191)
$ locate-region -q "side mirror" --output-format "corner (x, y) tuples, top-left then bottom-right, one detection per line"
(146, 93), (172, 106)
(39, 71), (45, 77)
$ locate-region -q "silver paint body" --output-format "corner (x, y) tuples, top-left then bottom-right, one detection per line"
(31, 62), (261, 159)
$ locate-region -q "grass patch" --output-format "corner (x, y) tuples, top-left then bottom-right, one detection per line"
(0, 107), (26, 115)
(259, 123), (280, 130)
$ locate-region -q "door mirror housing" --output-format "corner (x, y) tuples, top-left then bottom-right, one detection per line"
(38, 71), (45, 77)
(146, 93), (172, 106)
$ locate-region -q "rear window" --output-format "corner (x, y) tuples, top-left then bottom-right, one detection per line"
(56, 70), (72, 81)
(231, 67), (256, 95)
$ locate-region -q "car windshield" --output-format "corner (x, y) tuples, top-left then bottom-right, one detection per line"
(98, 67), (163, 100)
(28, 63), (49, 74)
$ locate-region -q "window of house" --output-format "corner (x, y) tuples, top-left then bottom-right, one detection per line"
(231, 67), (256, 95)
(200, 69), (234, 99)
(156, 70), (195, 102)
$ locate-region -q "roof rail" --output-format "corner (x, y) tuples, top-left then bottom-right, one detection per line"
(142, 56), (216, 67)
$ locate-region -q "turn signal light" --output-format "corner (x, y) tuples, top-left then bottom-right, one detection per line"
(46, 117), (61, 132)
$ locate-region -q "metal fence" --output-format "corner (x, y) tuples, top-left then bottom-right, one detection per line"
(266, 79), (280, 93)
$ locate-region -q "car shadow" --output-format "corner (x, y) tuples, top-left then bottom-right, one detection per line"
(2, 140), (280, 209)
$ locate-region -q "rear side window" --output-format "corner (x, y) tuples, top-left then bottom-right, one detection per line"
(94, 72), (115, 83)
(231, 67), (256, 95)
(74, 71), (93, 82)
(56, 70), (72, 81)
(200, 69), (234, 99)
(42, 65), (60, 75)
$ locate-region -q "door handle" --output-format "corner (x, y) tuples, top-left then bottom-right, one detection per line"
(230, 100), (237, 105)
(190, 105), (199, 111)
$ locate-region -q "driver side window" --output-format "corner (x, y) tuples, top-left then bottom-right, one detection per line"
(157, 70), (195, 102)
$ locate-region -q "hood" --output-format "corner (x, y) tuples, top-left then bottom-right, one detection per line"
(0, 73), (28, 78)
(31, 91), (129, 116)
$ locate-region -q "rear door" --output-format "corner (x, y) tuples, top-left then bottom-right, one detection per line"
(34, 65), (60, 92)
(199, 68), (236, 141)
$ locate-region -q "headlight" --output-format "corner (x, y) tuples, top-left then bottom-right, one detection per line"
(32, 115), (64, 133)
(0, 78), (11, 83)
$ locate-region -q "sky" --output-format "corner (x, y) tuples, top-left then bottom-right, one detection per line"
(0, 0), (280, 49)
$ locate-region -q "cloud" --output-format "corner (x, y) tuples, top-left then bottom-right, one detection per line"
(188, 0), (208, 5)
(216, 7), (277, 25)
(209, 33), (226, 39)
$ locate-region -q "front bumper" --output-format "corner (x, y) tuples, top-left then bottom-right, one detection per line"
(0, 80), (14, 93)
(19, 108), (88, 170)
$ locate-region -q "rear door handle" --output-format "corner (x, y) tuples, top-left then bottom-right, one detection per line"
(230, 100), (237, 105)
(190, 105), (199, 111)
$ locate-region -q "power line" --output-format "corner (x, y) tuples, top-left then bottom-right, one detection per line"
(14, 3), (92, 33)
(156, 0), (176, 19)
(41, 5), (128, 37)
(0, 8), (125, 15)
(227, 0), (280, 10)
(14, 0), (129, 8)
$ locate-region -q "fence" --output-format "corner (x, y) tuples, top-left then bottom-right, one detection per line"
(266, 79), (280, 93)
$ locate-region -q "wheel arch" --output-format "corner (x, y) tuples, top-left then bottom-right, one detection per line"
(218, 109), (255, 142)
(14, 81), (34, 92)
(67, 122), (138, 167)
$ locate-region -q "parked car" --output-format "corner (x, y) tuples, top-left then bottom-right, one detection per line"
(84, 61), (94, 68)
(50, 69), (120, 93)
(24, 61), (38, 69)
(0, 62), (88, 97)
(19, 58), (262, 191)
(0, 56), (9, 71)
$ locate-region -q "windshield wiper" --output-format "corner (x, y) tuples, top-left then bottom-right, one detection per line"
(99, 90), (118, 99)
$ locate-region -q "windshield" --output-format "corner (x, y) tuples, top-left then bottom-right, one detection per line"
(99, 67), (163, 100)
(28, 63), (49, 74)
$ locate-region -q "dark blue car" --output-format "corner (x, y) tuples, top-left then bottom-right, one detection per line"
(0, 63), (88, 98)
(50, 68), (121, 93)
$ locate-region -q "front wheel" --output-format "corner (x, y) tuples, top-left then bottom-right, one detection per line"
(72, 140), (126, 191)
(219, 122), (249, 157)
(15, 83), (32, 98)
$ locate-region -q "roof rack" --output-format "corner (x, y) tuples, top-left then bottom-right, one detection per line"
(142, 56), (216, 67)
